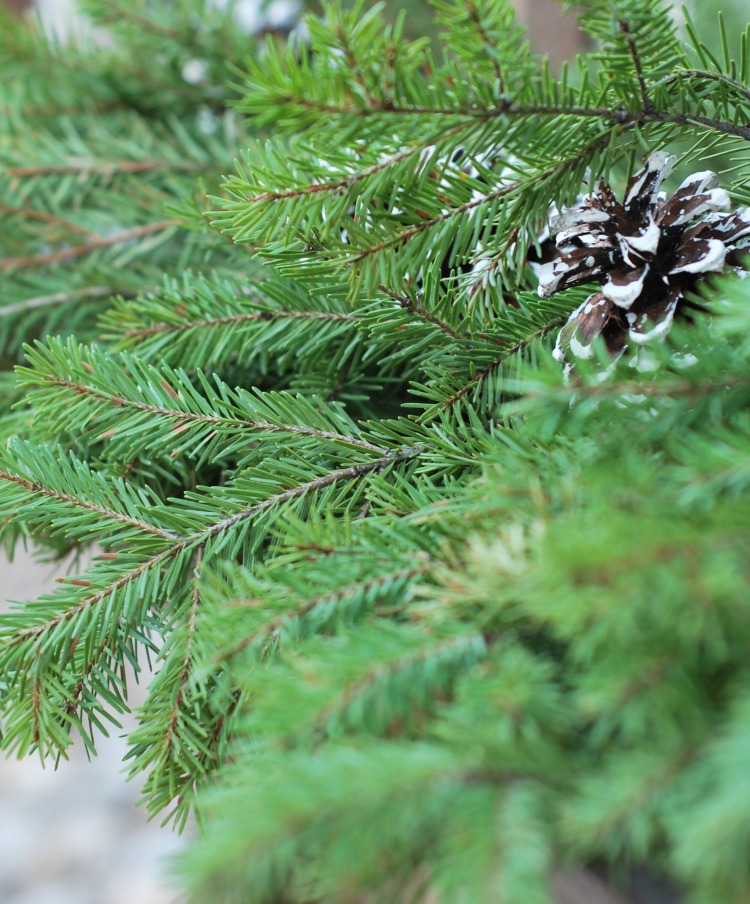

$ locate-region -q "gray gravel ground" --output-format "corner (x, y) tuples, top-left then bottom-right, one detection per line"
(1, 548), (186, 904)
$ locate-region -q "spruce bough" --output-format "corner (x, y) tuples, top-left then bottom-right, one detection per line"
(2, 1), (750, 901)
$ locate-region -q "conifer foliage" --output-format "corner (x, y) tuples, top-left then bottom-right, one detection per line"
(2, 0), (750, 901)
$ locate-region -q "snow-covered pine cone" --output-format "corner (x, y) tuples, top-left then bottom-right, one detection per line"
(538, 152), (750, 372)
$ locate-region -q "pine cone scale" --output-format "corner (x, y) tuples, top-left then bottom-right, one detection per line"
(601, 264), (649, 308)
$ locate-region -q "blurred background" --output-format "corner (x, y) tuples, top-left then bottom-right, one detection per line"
(0, 0), (745, 902)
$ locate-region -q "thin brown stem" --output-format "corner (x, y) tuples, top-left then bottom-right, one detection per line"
(467, 0), (504, 92)
(378, 283), (467, 342)
(0, 286), (129, 318)
(122, 308), (357, 340)
(0, 205), (99, 240)
(0, 220), (178, 272)
(620, 20), (653, 113)
(8, 160), (203, 177)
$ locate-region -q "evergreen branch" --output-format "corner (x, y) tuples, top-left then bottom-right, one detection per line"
(465, 0), (504, 92)
(164, 544), (204, 755)
(20, 340), (387, 458)
(620, 19), (654, 113)
(249, 141), (455, 203)
(0, 205), (99, 240)
(7, 160), (204, 177)
(336, 21), (380, 107)
(0, 98), (123, 121)
(199, 449), (421, 544)
(256, 95), (750, 141)
(64, 632), (120, 724)
(350, 129), (612, 271)
(101, 273), (360, 372)
(310, 632), (486, 740)
(0, 220), (178, 272)
(349, 181), (517, 263)
(6, 449), (421, 648)
(437, 319), (565, 411)
(214, 564), (428, 664)
(0, 286), (126, 318)
(32, 373), (387, 452)
(121, 307), (357, 341)
(377, 284), (467, 342)
(654, 69), (750, 105)
(9, 547), (178, 646)
(0, 468), (177, 540)
(102, 4), (185, 40)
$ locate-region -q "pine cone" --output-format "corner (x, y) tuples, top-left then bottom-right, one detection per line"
(538, 152), (750, 371)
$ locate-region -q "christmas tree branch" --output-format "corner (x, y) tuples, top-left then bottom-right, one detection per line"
(121, 307), (357, 341)
(0, 468), (177, 540)
(0, 204), (99, 239)
(7, 160), (205, 177)
(0, 220), (178, 272)
(0, 286), (126, 318)
(378, 284), (468, 342)
(213, 564), (428, 665)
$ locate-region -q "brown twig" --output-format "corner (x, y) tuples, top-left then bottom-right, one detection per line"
(0, 220), (178, 272)
(378, 283), (467, 342)
(122, 308), (357, 340)
(8, 160), (203, 177)
(620, 20), (654, 113)
(0, 205), (99, 240)
(0, 286), (130, 318)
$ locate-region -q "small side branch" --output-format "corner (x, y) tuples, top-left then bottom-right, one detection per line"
(250, 137), (464, 203)
(8, 160), (203, 178)
(378, 283), (467, 342)
(35, 372), (388, 453)
(0, 286), (129, 318)
(620, 20), (654, 113)
(122, 308), (357, 340)
(0, 469), (178, 540)
(202, 447), (422, 543)
(0, 205), (98, 240)
(466, 0), (504, 92)
(164, 544), (205, 752)
(439, 319), (565, 410)
(0, 220), (178, 272)
(216, 564), (428, 663)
